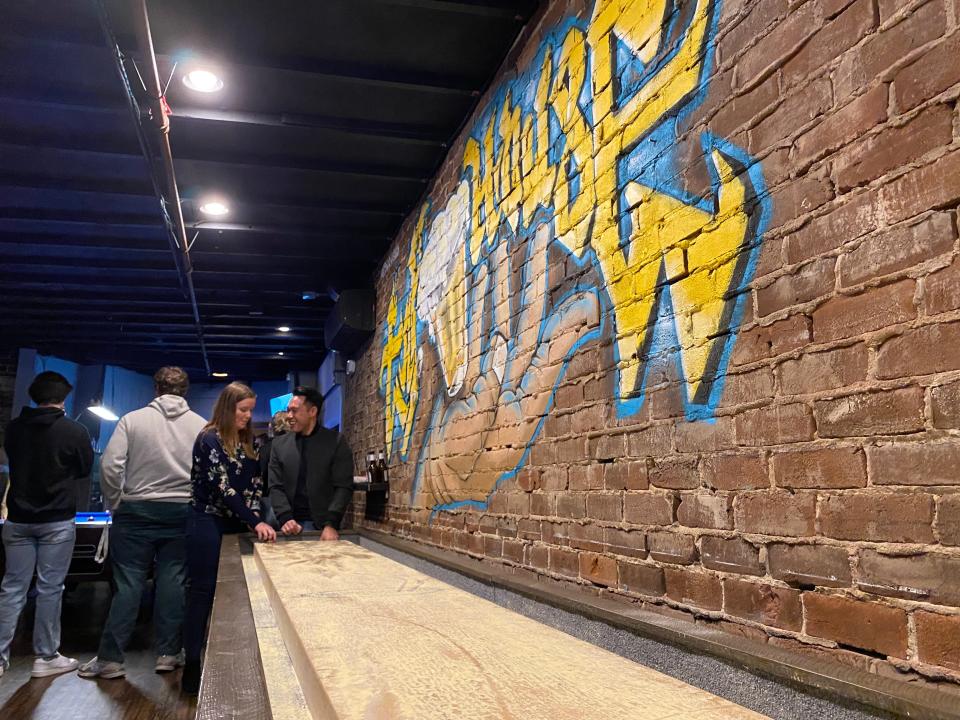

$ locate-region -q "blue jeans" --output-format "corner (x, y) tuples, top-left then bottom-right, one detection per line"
(183, 509), (245, 665)
(0, 519), (76, 666)
(98, 501), (189, 662)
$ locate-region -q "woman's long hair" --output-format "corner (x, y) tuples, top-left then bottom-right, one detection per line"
(205, 382), (257, 460)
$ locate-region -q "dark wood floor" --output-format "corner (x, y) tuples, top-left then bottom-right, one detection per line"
(0, 582), (196, 720)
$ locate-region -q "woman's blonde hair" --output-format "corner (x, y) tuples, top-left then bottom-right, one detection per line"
(205, 382), (257, 460)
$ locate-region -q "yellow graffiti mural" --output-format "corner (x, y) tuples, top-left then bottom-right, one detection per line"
(379, 0), (770, 508)
(379, 206), (426, 460)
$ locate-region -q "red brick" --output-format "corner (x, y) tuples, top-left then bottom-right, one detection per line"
(756, 258), (836, 317)
(814, 387), (925, 437)
(777, 344), (868, 395)
(507, 493), (531, 516)
(516, 467), (541, 492)
(719, 0), (790, 66)
(772, 446), (867, 489)
(723, 578), (802, 630)
(731, 314), (811, 366)
(868, 440), (960, 486)
(556, 493), (586, 519)
(647, 531), (698, 565)
(579, 552), (618, 587)
(525, 543), (548, 569)
(517, 518), (541, 541)
(618, 560), (666, 596)
(812, 280), (916, 342)
(603, 527), (647, 559)
(701, 536), (763, 575)
(857, 549), (960, 605)
(677, 493), (733, 530)
(675, 417), (736, 453)
(530, 493), (551, 517)
(701, 452), (769, 490)
(768, 172), (835, 232)
(735, 403), (815, 447)
(602, 460), (649, 491)
(624, 492), (675, 526)
(794, 84), (888, 169)
(819, 492), (935, 542)
(782, 191), (880, 265)
(932, 379), (960, 430)
(938, 494), (960, 546)
(717, 367), (776, 408)
(502, 538), (525, 563)
(768, 635), (873, 673)
(782, 0), (878, 89)
(834, 0), (946, 103)
(915, 612), (960, 672)
(648, 456), (700, 490)
(540, 466), (569, 491)
(736, 0), (821, 90)
(590, 433), (625, 462)
(567, 522), (604, 552)
(626, 423), (674, 457)
(711, 73), (781, 137)
(586, 493), (622, 523)
(483, 535), (503, 558)
(926, 260), (960, 316)
(548, 547), (579, 577)
(735, 491), (817, 536)
(876, 322), (960, 379)
(567, 464), (601, 491)
(881, 150), (960, 223)
(892, 31), (960, 112)
(840, 213), (956, 289)
(835, 103), (955, 191)
(803, 593), (908, 657)
(571, 403), (608, 434)
(767, 543), (852, 587)
(664, 568), (723, 610)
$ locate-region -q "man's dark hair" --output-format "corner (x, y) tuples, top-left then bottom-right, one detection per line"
(28, 371), (73, 405)
(293, 385), (323, 411)
(154, 366), (190, 397)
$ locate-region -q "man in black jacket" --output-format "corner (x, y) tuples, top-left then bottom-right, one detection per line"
(0, 371), (93, 679)
(268, 386), (353, 540)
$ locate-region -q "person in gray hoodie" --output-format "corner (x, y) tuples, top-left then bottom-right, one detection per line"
(79, 367), (206, 680)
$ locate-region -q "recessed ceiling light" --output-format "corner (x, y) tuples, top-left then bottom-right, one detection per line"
(211, 371), (229, 378)
(183, 69), (223, 93)
(87, 405), (120, 421)
(199, 200), (229, 216)
(277, 326), (291, 333)
(278, 351), (285, 356)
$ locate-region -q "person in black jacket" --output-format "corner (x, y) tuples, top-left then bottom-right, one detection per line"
(0, 371), (93, 680)
(268, 386), (353, 540)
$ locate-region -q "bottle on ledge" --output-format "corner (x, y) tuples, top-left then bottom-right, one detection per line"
(377, 450), (389, 500)
(366, 451), (376, 484)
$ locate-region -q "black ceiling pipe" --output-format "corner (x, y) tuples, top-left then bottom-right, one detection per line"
(95, 0), (211, 376)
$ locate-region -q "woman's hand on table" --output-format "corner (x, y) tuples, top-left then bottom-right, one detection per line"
(253, 522), (277, 542)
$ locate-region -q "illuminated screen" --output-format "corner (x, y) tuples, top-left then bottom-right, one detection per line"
(269, 393), (293, 417)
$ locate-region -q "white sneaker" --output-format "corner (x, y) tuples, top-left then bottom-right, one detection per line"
(31, 653), (79, 678)
(155, 651), (185, 673)
(77, 656), (125, 679)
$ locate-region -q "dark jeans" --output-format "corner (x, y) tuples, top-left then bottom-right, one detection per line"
(183, 509), (244, 665)
(98, 501), (189, 663)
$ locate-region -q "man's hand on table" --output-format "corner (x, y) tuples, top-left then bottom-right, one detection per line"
(321, 526), (339, 541)
(281, 519), (303, 536)
(253, 522), (277, 542)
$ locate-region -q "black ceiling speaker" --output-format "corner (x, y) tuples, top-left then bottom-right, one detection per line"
(323, 289), (375, 355)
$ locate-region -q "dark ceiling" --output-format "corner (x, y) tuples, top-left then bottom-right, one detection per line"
(0, 0), (538, 380)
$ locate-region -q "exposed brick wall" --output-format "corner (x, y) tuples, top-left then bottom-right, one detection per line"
(344, 0), (960, 689)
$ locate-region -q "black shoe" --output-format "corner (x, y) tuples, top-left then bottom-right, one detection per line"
(181, 661), (201, 695)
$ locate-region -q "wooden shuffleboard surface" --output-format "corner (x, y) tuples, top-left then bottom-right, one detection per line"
(252, 540), (768, 720)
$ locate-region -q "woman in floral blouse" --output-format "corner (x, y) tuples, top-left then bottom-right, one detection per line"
(182, 382), (276, 693)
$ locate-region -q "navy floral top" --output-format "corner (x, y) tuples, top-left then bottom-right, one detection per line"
(190, 429), (263, 528)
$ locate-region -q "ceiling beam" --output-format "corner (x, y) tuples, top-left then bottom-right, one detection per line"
(0, 94), (449, 147)
(370, 0), (535, 19)
(0, 141), (430, 184)
(0, 180), (408, 218)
